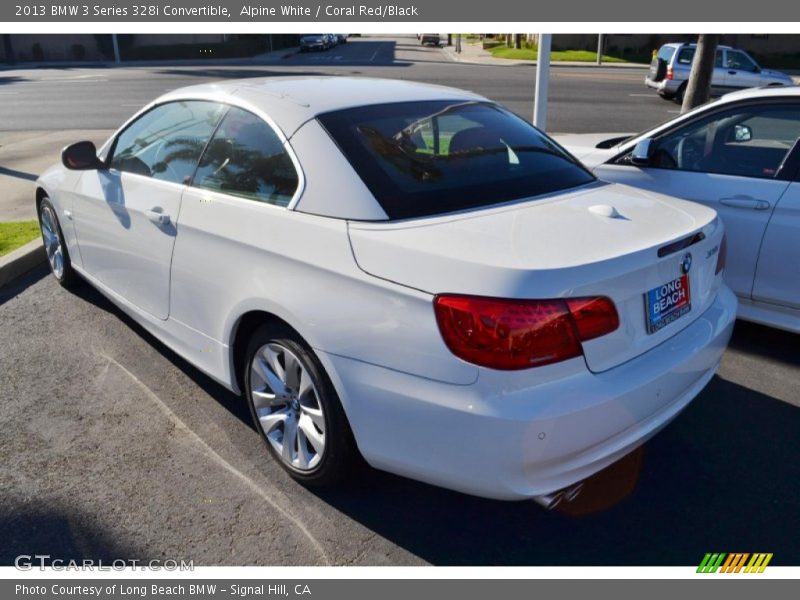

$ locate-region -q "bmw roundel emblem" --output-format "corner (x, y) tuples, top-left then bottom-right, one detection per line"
(681, 252), (693, 274)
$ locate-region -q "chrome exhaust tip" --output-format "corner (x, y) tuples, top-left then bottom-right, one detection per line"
(533, 482), (584, 510)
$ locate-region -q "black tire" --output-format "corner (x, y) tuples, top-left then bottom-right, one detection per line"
(244, 322), (358, 487)
(658, 92), (675, 101)
(37, 196), (79, 289)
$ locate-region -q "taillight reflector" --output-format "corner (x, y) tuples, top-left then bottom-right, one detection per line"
(666, 65), (674, 80)
(433, 294), (619, 370)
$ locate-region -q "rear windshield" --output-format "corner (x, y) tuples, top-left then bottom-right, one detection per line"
(657, 46), (676, 62)
(317, 101), (595, 219)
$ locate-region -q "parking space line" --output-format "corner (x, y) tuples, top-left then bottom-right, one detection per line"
(98, 351), (331, 565)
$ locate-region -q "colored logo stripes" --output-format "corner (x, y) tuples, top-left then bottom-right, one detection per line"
(697, 553), (773, 573)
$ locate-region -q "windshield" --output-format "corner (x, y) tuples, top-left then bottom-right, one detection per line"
(318, 101), (595, 219)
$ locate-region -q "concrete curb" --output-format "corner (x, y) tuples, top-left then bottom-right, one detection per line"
(0, 238), (45, 289)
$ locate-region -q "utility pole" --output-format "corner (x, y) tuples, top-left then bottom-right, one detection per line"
(456, 34), (462, 54)
(111, 34), (121, 64)
(596, 34), (604, 65)
(681, 34), (719, 113)
(533, 33), (552, 130)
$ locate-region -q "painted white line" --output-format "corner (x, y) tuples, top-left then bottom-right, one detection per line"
(98, 351), (331, 566)
(628, 93), (653, 97)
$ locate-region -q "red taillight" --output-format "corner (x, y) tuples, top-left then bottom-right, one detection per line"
(666, 65), (674, 80)
(433, 294), (619, 370)
(715, 234), (727, 275)
(566, 297), (621, 341)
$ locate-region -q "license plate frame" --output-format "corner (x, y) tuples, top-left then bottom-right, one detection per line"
(644, 274), (691, 334)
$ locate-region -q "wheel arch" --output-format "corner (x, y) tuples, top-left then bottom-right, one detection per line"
(228, 308), (312, 397)
(35, 186), (48, 212)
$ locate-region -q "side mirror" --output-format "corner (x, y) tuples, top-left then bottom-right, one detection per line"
(734, 124), (752, 142)
(62, 141), (104, 170)
(630, 138), (655, 166)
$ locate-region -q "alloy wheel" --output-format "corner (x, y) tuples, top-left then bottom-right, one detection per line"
(249, 342), (327, 471)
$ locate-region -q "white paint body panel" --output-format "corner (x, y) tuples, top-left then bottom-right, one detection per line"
(35, 77), (738, 500)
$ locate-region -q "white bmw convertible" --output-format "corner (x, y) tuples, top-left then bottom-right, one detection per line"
(36, 77), (736, 506)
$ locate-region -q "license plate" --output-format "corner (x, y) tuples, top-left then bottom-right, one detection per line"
(644, 274), (691, 334)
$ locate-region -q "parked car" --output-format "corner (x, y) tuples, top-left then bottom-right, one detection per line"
(299, 34), (328, 52)
(556, 86), (800, 333)
(420, 34), (441, 46)
(37, 77), (735, 506)
(335, 34), (348, 44)
(646, 42), (793, 103)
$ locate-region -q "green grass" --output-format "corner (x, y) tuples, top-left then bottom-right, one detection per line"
(488, 46), (630, 63)
(0, 220), (40, 257)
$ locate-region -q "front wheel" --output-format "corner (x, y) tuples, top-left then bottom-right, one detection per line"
(38, 196), (79, 288)
(244, 323), (358, 486)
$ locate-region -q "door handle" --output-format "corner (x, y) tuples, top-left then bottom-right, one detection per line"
(719, 196), (771, 210)
(144, 208), (171, 225)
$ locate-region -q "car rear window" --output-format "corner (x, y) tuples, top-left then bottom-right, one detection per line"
(657, 46), (676, 62)
(317, 101), (595, 219)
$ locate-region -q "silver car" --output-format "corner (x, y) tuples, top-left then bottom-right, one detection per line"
(646, 42), (794, 103)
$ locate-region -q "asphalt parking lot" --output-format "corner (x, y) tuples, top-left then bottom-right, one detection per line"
(1, 35), (799, 566)
(1, 266), (798, 566)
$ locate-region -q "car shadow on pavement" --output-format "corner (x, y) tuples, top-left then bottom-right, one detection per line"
(311, 374), (800, 566)
(727, 319), (800, 368)
(0, 264), (48, 307)
(0, 508), (150, 566)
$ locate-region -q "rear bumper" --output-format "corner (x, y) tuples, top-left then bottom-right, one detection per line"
(645, 77), (680, 95)
(320, 285), (737, 500)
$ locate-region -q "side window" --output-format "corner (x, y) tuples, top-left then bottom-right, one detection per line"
(109, 101), (225, 184)
(649, 104), (800, 179)
(193, 107), (299, 206)
(677, 47), (695, 65)
(726, 51), (758, 72)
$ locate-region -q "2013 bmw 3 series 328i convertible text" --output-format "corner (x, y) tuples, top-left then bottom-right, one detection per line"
(36, 77), (737, 507)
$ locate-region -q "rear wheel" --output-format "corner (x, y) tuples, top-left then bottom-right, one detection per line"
(38, 196), (78, 288)
(244, 323), (358, 486)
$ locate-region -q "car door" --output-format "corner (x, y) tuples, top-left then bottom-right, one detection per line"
(723, 49), (763, 91)
(71, 100), (225, 320)
(169, 105), (302, 338)
(752, 176), (800, 309)
(594, 101), (800, 301)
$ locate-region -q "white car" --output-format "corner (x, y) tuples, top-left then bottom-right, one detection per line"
(556, 86), (800, 334)
(36, 77), (736, 506)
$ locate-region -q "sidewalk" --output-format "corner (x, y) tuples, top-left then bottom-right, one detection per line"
(441, 41), (649, 68)
(0, 130), (113, 221)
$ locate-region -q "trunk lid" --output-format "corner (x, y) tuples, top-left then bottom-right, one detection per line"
(348, 181), (724, 372)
